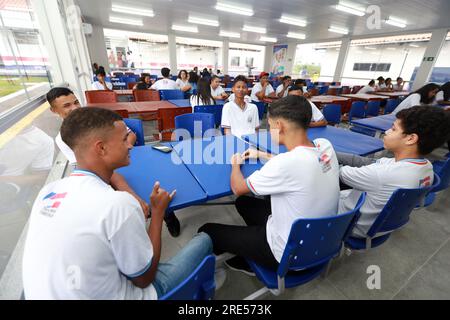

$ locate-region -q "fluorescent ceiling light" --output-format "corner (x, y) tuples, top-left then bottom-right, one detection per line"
(172, 24), (198, 33)
(242, 25), (266, 34)
(364, 46), (377, 50)
(215, 1), (253, 16)
(188, 16), (219, 27)
(260, 36), (277, 43)
(219, 31), (240, 38)
(109, 16), (143, 26)
(286, 32), (306, 40)
(386, 47), (397, 50)
(111, 4), (154, 17)
(335, 1), (365, 16)
(328, 26), (349, 34)
(279, 14), (307, 27)
(409, 44), (420, 48)
(385, 16), (407, 28)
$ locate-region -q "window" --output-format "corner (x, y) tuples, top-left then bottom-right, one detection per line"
(176, 37), (222, 73)
(228, 42), (265, 77)
(231, 56), (240, 67)
(429, 31), (450, 84)
(353, 63), (391, 72)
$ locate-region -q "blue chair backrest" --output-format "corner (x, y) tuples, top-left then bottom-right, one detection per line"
(432, 158), (450, 193)
(150, 75), (158, 81)
(349, 101), (366, 122)
(366, 174), (439, 237)
(123, 118), (145, 146)
(318, 86), (329, 95)
(277, 193), (366, 277)
(366, 100), (381, 117)
(322, 104), (341, 124)
(252, 101), (266, 120)
(175, 113), (215, 140)
(384, 99), (399, 114)
(226, 82), (233, 88)
(160, 255), (216, 300)
(160, 89), (184, 100)
(194, 105), (224, 127)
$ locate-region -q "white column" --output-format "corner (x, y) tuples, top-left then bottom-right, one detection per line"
(284, 41), (298, 76)
(333, 37), (351, 83)
(85, 24), (109, 73)
(264, 44), (273, 72)
(412, 28), (448, 91)
(222, 39), (229, 75)
(168, 33), (178, 76)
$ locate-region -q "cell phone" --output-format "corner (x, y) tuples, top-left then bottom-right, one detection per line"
(152, 143), (173, 153)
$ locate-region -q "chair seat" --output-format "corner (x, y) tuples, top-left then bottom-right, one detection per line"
(423, 192), (436, 207)
(246, 259), (329, 289)
(345, 233), (391, 250)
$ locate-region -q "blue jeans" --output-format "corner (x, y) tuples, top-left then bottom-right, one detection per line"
(153, 232), (213, 298)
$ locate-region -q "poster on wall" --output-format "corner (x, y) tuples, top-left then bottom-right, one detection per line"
(271, 44), (288, 77)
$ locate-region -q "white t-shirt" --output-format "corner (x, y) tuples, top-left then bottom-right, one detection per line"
(22, 169), (156, 300)
(151, 78), (177, 90)
(392, 93), (421, 115)
(339, 157), (433, 237)
(275, 84), (289, 98)
(176, 79), (190, 90)
(92, 81), (113, 90)
(392, 84), (404, 91)
(358, 85), (375, 94)
(309, 100), (325, 122)
(211, 85), (225, 98)
(247, 139), (340, 262)
(228, 93), (252, 103)
(190, 95), (215, 109)
(221, 101), (260, 138)
(251, 83), (275, 102)
(435, 90), (444, 102)
(377, 83), (386, 90)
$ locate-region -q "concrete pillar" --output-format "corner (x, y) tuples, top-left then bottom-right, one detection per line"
(333, 37), (351, 83)
(168, 33), (177, 76)
(264, 44), (273, 72)
(85, 24), (109, 73)
(222, 39), (229, 74)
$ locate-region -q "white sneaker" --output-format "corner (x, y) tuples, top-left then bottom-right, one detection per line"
(214, 267), (227, 291)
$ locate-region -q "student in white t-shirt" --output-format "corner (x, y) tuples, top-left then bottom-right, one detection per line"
(22, 107), (213, 300)
(392, 77), (405, 91)
(250, 72), (275, 102)
(393, 83), (440, 115)
(275, 76), (292, 98)
(92, 70), (113, 91)
(338, 105), (450, 238)
(436, 81), (450, 103)
(175, 70), (192, 93)
(358, 80), (376, 94)
(376, 76), (387, 91)
(190, 78), (216, 109)
(221, 75), (260, 138)
(288, 86), (328, 127)
(150, 67), (177, 91)
(199, 95), (340, 273)
(210, 75), (228, 100)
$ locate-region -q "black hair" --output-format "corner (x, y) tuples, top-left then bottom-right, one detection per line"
(210, 75), (220, 83)
(396, 105), (450, 155)
(188, 71), (199, 84)
(161, 67), (171, 78)
(46, 87), (75, 107)
(288, 86), (303, 93)
(440, 81), (450, 101)
(377, 76), (385, 81)
(178, 69), (188, 79)
(195, 78), (216, 105)
(385, 78), (392, 83)
(412, 83), (441, 104)
(61, 107), (123, 150)
(282, 76), (292, 81)
(96, 70), (106, 77)
(294, 79), (306, 86)
(368, 79), (375, 86)
(397, 77), (403, 82)
(268, 95), (312, 130)
(233, 75), (248, 87)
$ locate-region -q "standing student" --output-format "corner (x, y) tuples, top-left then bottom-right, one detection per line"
(393, 77), (405, 91)
(92, 70), (113, 91)
(275, 76), (292, 98)
(393, 83), (441, 115)
(176, 70), (192, 93)
(221, 75), (260, 138)
(150, 68), (177, 90)
(338, 106), (450, 238)
(22, 107), (213, 299)
(288, 86), (328, 127)
(190, 78), (216, 108)
(210, 75), (228, 100)
(199, 95), (340, 273)
(358, 80), (376, 94)
(250, 72), (275, 102)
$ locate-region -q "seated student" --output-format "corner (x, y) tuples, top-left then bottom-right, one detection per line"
(435, 81), (450, 103)
(134, 74), (152, 90)
(393, 77), (405, 91)
(250, 72), (275, 102)
(384, 78), (394, 91)
(199, 95), (340, 273)
(22, 107), (213, 299)
(216, 70), (223, 77)
(210, 75), (228, 100)
(92, 70), (113, 91)
(175, 70), (192, 93)
(288, 86), (328, 127)
(187, 71), (199, 96)
(291, 79), (311, 98)
(393, 83), (441, 115)
(275, 76), (292, 98)
(338, 106), (450, 238)
(190, 78), (216, 108)
(376, 76), (386, 91)
(221, 75), (260, 137)
(358, 80), (376, 94)
(150, 67), (177, 90)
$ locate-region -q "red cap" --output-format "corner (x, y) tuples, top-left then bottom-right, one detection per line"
(259, 72), (269, 78)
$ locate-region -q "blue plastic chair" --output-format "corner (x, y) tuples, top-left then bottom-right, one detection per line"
(366, 100), (381, 117)
(345, 174), (440, 251)
(322, 104), (341, 125)
(252, 101), (266, 120)
(123, 118), (145, 146)
(245, 194), (366, 299)
(384, 99), (399, 114)
(159, 89), (185, 100)
(175, 113), (216, 140)
(160, 255), (216, 300)
(318, 85), (329, 95)
(348, 101), (366, 123)
(422, 159), (450, 207)
(194, 105), (224, 128)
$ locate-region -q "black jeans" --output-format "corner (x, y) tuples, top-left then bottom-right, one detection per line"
(198, 196), (279, 271)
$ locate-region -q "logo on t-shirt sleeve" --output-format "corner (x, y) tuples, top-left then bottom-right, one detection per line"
(40, 192), (67, 217)
(319, 153), (332, 173)
(419, 176), (432, 187)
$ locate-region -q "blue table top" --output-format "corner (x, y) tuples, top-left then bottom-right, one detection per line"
(171, 135), (263, 200)
(352, 114), (396, 132)
(168, 99), (226, 107)
(116, 145), (208, 211)
(243, 127), (384, 156)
